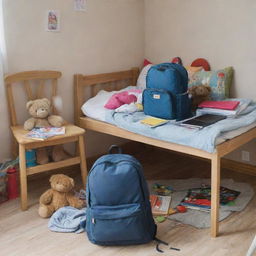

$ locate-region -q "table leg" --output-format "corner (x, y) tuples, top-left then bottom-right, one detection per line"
(211, 153), (220, 237)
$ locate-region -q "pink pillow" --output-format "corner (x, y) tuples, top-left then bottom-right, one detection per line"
(104, 91), (138, 109)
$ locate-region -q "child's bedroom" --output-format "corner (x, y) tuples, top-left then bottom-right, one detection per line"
(1, 0), (256, 255)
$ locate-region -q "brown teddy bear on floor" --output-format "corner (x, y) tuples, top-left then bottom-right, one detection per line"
(188, 85), (211, 111)
(24, 98), (69, 164)
(38, 174), (84, 218)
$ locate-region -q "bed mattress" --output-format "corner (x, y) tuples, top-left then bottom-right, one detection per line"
(81, 87), (256, 153)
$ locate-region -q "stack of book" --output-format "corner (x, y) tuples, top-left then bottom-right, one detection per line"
(196, 100), (250, 117)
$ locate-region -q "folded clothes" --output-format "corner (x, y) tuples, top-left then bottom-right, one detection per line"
(48, 206), (87, 233)
(115, 102), (143, 113)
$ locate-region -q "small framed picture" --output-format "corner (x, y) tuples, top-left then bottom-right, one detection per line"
(46, 10), (60, 32)
(74, 0), (86, 11)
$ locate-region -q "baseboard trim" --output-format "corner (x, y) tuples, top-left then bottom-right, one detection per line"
(85, 142), (256, 177)
(221, 158), (256, 176)
(28, 141), (256, 180)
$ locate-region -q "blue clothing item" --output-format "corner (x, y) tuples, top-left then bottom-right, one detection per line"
(48, 206), (86, 233)
(106, 99), (256, 153)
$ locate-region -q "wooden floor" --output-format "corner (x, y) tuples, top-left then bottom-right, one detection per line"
(1, 144), (256, 256)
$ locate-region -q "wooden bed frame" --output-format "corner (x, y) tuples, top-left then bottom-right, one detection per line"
(74, 67), (256, 238)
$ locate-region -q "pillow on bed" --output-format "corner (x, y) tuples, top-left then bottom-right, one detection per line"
(186, 66), (203, 82)
(81, 86), (136, 121)
(188, 67), (234, 100)
(136, 64), (152, 90)
(143, 58), (152, 67)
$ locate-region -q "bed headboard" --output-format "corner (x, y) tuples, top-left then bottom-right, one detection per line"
(74, 67), (140, 125)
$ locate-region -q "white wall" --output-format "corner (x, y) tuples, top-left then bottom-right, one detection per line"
(145, 0), (256, 164)
(1, 0), (144, 160)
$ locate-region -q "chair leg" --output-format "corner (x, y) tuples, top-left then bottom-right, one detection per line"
(19, 144), (28, 210)
(78, 135), (87, 187)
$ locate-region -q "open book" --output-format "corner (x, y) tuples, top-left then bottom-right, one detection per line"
(150, 195), (172, 215)
(25, 127), (66, 140)
(179, 186), (240, 212)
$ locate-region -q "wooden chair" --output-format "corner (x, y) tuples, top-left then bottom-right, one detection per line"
(4, 71), (87, 211)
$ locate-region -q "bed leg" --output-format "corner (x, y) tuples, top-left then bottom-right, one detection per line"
(211, 153), (221, 237)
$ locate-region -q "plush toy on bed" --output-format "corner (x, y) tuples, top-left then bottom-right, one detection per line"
(188, 85), (211, 111)
(38, 174), (84, 218)
(24, 98), (69, 164)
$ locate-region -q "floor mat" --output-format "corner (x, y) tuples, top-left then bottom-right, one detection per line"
(147, 178), (254, 229)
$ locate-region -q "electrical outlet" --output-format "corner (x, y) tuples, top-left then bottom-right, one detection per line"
(241, 151), (250, 162)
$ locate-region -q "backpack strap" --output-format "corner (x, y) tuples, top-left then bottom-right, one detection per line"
(108, 145), (122, 154)
(155, 237), (168, 253)
(155, 237), (180, 253)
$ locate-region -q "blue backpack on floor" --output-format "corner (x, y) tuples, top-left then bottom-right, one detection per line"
(143, 63), (191, 121)
(86, 146), (157, 246)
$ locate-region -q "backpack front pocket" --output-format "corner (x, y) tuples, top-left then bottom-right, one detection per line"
(87, 203), (146, 243)
(143, 88), (176, 120)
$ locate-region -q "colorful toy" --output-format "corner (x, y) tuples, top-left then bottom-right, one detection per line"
(152, 183), (173, 196)
(168, 208), (177, 215)
(176, 205), (187, 213)
(155, 216), (166, 223)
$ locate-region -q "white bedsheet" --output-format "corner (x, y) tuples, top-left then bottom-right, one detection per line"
(81, 86), (256, 147)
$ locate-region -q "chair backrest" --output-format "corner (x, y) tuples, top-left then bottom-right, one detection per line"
(4, 70), (62, 126)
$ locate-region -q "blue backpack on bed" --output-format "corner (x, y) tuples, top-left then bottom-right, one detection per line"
(86, 146), (157, 246)
(143, 63), (191, 120)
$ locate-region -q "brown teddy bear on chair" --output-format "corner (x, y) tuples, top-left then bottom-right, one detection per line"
(38, 174), (84, 218)
(24, 98), (69, 164)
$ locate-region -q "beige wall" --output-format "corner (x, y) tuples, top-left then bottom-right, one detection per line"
(2, 0), (256, 164)
(1, 0), (144, 160)
(145, 0), (256, 99)
(145, 0), (256, 164)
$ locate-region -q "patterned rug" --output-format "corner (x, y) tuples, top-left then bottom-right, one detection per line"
(148, 178), (254, 228)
